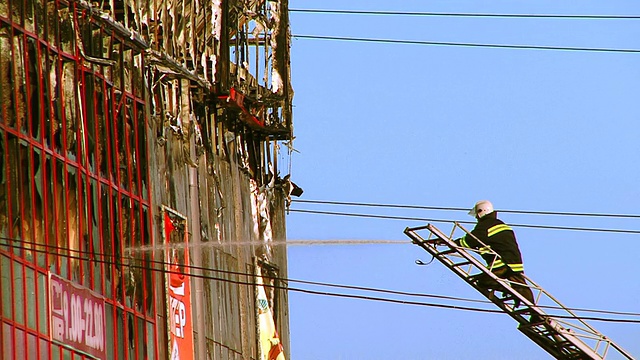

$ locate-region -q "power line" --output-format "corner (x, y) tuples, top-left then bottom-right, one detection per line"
(293, 34), (640, 54)
(0, 237), (499, 315)
(0, 239), (619, 322)
(2, 236), (639, 322)
(290, 8), (640, 20)
(288, 208), (640, 234)
(292, 199), (640, 219)
(287, 273), (640, 318)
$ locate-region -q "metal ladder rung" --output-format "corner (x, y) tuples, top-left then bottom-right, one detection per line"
(406, 224), (634, 360)
(512, 307), (537, 317)
(435, 248), (457, 256)
(466, 273), (486, 282)
(451, 260), (472, 267)
(500, 294), (520, 303)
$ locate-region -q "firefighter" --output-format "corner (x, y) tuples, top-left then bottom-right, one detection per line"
(456, 200), (535, 306)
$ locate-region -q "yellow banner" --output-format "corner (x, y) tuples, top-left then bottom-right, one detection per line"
(256, 268), (286, 360)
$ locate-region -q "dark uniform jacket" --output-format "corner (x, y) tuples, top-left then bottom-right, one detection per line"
(456, 213), (525, 273)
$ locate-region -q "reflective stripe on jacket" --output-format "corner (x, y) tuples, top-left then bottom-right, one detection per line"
(456, 213), (525, 272)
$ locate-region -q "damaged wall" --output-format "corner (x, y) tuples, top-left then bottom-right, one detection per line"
(0, 0), (294, 359)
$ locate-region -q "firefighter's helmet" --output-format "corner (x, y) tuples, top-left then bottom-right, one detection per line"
(468, 200), (494, 218)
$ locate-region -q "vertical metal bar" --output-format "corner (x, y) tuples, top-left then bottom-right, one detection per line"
(20, 266), (27, 358)
(106, 185), (119, 359)
(264, 138), (270, 182)
(106, 70), (115, 186)
(131, 99), (145, 355)
(78, 54), (88, 286)
(190, 129), (207, 359)
(127, 204), (142, 360)
(23, 32), (33, 141)
(7, 21), (20, 261)
(132, 99), (141, 200)
(99, 78), (110, 299)
(58, 4), (70, 280)
(62, 159), (70, 279)
(115, 192), (125, 360)
(12, 35), (29, 356)
(151, 0), (157, 50)
(0, 55), (7, 354)
(2, 28), (13, 263)
(50, 53), (61, 276)
(8, 217), (16, 360)
(34, 41), (53, 327)
(27, 147), (40, 360)
(119, 83), (135, 360)
(107, 84), (122, 360)
(96, 179), (104, 292)
(123, 96), (132, 195)
(46, 48), (56, 153)
(141, 62), (159, 358)
(10, 262), (17, 360)
(254, 20), (259, 88)
(90, 71), (102, 291)
(35, 38), (45, 148)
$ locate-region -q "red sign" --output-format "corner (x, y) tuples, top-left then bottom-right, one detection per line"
(165, 211), (194, 360)
(49, 272), (107, 359)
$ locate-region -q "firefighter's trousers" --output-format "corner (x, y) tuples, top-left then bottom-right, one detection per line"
(475, 266), (535, 305)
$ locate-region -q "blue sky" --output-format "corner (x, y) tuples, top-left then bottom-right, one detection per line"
(284, 1), (640, 359)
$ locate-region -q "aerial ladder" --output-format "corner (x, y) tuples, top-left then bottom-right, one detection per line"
(404, 222), (634, 360)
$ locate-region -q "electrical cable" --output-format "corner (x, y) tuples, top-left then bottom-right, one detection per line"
(2, 236), (639, 322)
(292, 199), (640, 219)
(288, 208), (640, 234)
(279, 273), (640, 318)
(0, 237), (502, 315)
(290, 8), (640, 20)
(293, 34), (640, 54)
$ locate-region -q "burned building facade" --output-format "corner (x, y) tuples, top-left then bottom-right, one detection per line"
(0, 0), (293, 359)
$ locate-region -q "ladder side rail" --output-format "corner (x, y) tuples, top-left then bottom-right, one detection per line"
(453, 223), (616, 333)
(454, 220), (604, 333)
(547, 319), (619, 360)
(544, 312), (606, 343)
(517, 290), (634, 360)
(422, 224), (545, 317)
(448, 223), (634, 360)
(406, 227), (522, 317)
(452, 222), (521, 274)
(406, 224), (433, 232)
(440, 222), (602, 359)
(609, 342), (635, 360)
(405, 228), (491, 281)
(501, 276), (545, 304)
(406, 227), (522, 313)
(421, 225), (507, 281)
(525, 275), (634, 360)
(523, 273), (602, 335)
(410, 225), (594, 359)
(425, 223), (533, 296)
(561, 330), (614, 358)
(407, 225), (491, 275)
(518, 270), (633, 359)
(545, 320), (610, 359)
(448, 223), (548, 311)
(407, 224), (635, 360)
(452, 223), (632, 359)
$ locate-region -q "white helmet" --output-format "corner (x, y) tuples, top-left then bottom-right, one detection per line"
(468, 200), (494, 218)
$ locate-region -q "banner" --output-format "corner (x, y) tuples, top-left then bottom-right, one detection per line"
(164, 210), (194, 360)
(256, 268), (286, 360)
(49, 272), (106, 359)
